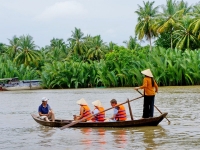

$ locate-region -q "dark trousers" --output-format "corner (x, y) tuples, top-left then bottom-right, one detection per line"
(142, 95), (155, 118)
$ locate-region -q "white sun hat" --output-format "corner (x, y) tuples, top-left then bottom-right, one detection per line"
(76, 98), (88, 105)
(92, 100), (103, 107)
(141, 69), (153, 77)
(41, 97), (49, 102)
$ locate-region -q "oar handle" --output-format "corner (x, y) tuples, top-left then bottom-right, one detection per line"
(135, 89), (170, 123)
(136, 89), (143, 95)
(154, 105), (170, 123)
(60, 95), (143, 130)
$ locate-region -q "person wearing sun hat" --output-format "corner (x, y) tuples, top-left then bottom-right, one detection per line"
(38, 97), (55, 122)
(134, 69), (158, 118)
(74, 98), (92, 121)
(91, 100), (105, 122)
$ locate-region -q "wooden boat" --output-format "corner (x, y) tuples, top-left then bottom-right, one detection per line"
(31, 112), (168, 128)
(0, 77), (42, 91)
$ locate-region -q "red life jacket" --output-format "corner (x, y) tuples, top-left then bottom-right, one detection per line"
(94, 107), (105, 122)
(81, 105), (92, 121)
(115, 105), (127, 121)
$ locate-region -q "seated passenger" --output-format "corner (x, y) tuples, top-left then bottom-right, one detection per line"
(91, 100), (105, 122)
(110, 99), (127, 121)
(74, 98), (92, 122)
(38, 97), (55, 122)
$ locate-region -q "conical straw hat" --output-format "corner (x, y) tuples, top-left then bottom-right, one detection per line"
(76, 98), (88, 105)
(92, 100), (103, 107)
(141, 69), (153, 77)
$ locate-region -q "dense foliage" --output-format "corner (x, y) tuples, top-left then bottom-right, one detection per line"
(0, 0), (200, 88)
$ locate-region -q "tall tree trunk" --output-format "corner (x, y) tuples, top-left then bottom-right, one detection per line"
(170, 29), (173, 49)
(149, 37), (152, 51)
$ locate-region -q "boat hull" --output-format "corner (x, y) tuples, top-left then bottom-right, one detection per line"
(31, 113), (168, 128)
(1, 80), (42, 91)
(2, 85), (41, 91)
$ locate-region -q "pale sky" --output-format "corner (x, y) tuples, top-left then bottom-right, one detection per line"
(0, 0), (199, 48)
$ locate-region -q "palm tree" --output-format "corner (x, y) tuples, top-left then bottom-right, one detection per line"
(67, 27), (86, 56)
(135, 1), (159, 51)
(154, 32), (171, 48)
(0, 43), (7, 54)
(190, 3), (200, 40)
(14, 35), (40, 67)
(83, 34), (93, 51)
(176, 0), (192, 15)
(47, 38), (68, 61)
(84, 34), (93, 43)
(86, 35), (107, 61)
(108, 41), (116, 52)
(50, 38), (65, 48)
(123, 36), (140, 50)
(7, 35), (20, 59)
(173, 16), (199, 49)
(156, 0), (184, 49)
(50, 38), (67, 53)
(192, 2), (200, 14)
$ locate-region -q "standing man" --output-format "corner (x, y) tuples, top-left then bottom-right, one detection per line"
(38, 97), (55, 122)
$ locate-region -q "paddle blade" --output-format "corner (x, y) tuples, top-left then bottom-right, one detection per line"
(60, 116), (89, 130)
(60, 120), (79, 130)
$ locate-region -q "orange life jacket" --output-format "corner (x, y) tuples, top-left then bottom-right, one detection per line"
(115, 105), (127, 121)
(93, 107), (105, 122)
(81, 105), (92, 121)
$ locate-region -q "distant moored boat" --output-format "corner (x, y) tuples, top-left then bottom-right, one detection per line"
(0, 77), (42, 91)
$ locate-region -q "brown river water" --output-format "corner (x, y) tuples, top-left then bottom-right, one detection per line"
(0, 86), (200, 150)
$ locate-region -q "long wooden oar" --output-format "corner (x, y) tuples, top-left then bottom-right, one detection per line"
(60, 95), (143, 130)
(136, 89), (170, 123)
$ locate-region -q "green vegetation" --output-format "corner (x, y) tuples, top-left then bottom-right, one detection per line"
(0, 0), (200, 88)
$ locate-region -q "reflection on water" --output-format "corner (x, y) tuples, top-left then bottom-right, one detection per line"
(143, 128), (156, 149)
(37, 126), (56, 147)
(78, 128), (107, 150)
(94, 128), (106, 146)
(38, 126), (56, 137)
(80, 128), (93, 149)
(112, 129), (127, 148)
(0, 86), (200, 149)
(69, 126), (167, 150)
(141, 126), (166, 150)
